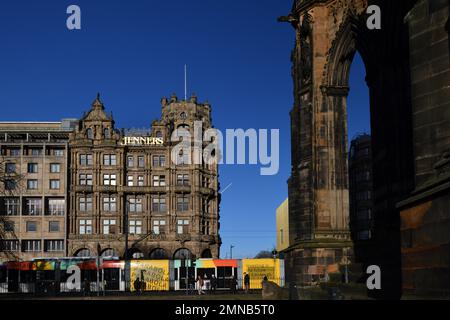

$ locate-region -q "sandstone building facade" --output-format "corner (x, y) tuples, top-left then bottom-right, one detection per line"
(282, 0), (449, 298)
(0, 120), (77, 262)
(0, 94), (221, 262)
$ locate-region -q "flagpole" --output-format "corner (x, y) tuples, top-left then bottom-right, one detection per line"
(184, 64), (187, 101)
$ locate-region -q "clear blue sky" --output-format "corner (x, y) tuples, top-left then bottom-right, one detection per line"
(0, 0), (369, 258)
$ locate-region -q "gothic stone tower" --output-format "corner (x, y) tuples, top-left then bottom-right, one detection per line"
(281, 0), (418, 299)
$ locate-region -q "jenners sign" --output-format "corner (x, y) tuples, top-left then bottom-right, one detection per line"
(120, 137), (164, 146)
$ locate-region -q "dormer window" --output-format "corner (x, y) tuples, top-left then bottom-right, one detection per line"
(86, 128), (94, 139)
(104, 128), (110, 139)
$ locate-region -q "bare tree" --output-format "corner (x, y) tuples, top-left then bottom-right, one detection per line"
(254, 250), (274, 259)
(0, 156), (24, 261)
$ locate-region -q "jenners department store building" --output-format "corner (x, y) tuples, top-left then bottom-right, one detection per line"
(0, 94), (221, 262)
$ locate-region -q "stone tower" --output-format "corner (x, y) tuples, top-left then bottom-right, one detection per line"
(281, 0), (418, 299)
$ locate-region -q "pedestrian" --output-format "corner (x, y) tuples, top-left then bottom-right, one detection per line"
(134, 277), (141, 294)
(84, 279), (90, 296)
(196, 275), (205, 295)
(210, 275), (217, 294)
(244, 272), (250, 294)
(263, 275), (268, 282)
(230, 275), (237, 294)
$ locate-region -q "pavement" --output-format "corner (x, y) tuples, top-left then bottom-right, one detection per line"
(0, 291), (264, 300)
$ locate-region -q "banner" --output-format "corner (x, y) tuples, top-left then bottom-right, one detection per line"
(242, 259), (282, 289)
(130, 260), (170, 291)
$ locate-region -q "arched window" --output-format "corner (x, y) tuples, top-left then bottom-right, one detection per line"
(104, 128), (110, 139)
(177, 124), (190, 130)
(101, 248), (116, 257)
(201, 249), (212, 258)
(149, 248), (167, 260)
(75, 248), (91, 257)
(86, 128), (94, 139)
(173, 248), (193, 260)
(129, 249), (144, 259)
(180, 112), (187, 120)
(155, 131), (163, 138)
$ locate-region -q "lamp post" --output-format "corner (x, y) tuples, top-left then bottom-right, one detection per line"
(230, 245), (235, 259)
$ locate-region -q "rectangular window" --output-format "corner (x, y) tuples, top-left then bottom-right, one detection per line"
(103, 154), (117, 166)
(103, 174), (117, 186)
(48, 199), (65, 216)
(153, 175), (166, 187)
(177, 196), (189, 211)
(129, 197), (143, 213)
(2, 220), (14, 232)
(137, 176), (144, 186)
(129, 220), (142, 235)
(4, 198), (20, 216)
(5, 163), (16, 173)
(80, 154), (93, 166)
(50, 163), (61, 173)
(25, 199), (42, 215)
(103, 219), (116, 235)
(79, 196), (93, 212)
(27, 163), (38, 173)
(0, 240), (20, 252)
(152, 155), (165, 167)
(103, 197), (117, 212)
(152, 196), (166, 212)
(27, 179), (38, 189)
(10, 148), (21, 156)
(138, 156), (145, 168)
(79, 174), (93, 186)
(21, 240), (41, 252)
(31, 148), (41, 156)
(153, 220), (166, 235)
(49, 221), (60, 232)
(357, 209), (372, 221)
(127, 156), (134, 167)
(127, 175), (134, 186)
(44, 240), (64, 252)
(177, 219), (189, 234)
(50, 179), (60, 190)
(26, 221), (37, 232)
(53, 149), (64, 157)
(5, 180), (17, 190)
(357, 230), (372, 240)
(177, 174), (189, 186)
(79, 219), (92, 235)
(201, 219), (210, 235)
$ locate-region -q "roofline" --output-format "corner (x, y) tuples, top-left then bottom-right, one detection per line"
(0, 122), (62, 124)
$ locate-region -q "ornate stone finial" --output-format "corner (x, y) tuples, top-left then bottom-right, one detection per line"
(92, 92), (104, 109)
(161, 97), (168, 107)
(170, 93), (178, 103)
(190, 93), (198, 104)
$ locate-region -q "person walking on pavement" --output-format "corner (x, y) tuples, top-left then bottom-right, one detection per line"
(210, 275), (217, 294)
(230, 275), (237, 294)
(134, 277), (141, 294)
(244, 272), (250, 294)
(196, 275), (205, 295)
